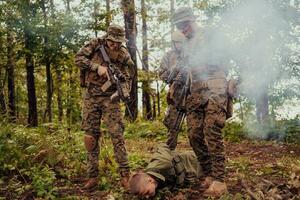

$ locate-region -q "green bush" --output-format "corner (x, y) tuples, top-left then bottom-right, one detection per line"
(222, 121), (246, 142)
(125, 119), (168, 140)
(0, 119), (86, 199)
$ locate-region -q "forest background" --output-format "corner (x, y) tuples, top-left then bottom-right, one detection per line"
(0, 0), (299, 199)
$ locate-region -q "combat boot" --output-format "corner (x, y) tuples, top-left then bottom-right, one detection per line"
(82, 177), (98, 191)
(203, 180), (228, 198)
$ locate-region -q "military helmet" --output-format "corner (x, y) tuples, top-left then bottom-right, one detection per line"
(172, 7), (196, 25)
(106, 24), (126, 43)
(171, 30), (185, 42)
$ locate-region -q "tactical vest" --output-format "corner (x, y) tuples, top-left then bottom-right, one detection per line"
(80, 38), (132, 95)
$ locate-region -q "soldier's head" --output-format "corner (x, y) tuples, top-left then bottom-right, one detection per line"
(129, 171), (158, 198)
(171, 30), (186, 52)
(172, 7), (197, 39)
(105, 24), (126, 51)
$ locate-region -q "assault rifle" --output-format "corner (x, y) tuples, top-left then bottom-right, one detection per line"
(170, 58), (190, 133)
(99, 45), (133, 119)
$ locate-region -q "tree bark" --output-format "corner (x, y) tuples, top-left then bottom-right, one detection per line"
(170, 0), (175, 32)
(7, 25), (16, 121)
(141, 0), (152, 120)
(121, 0), (138, 120)
(255, 88), (269, 125)
(106, 0), (111, 28)
(56, 68), (63, 122)
(42, 0), (53, 123)
(24, 0), (38, 126)
(156, 80), (161, 116)
(66, 66), (75, 125)
(93, 0), (99, 37)
(24, 30), (38, 126)
(0, 62), (6, 115)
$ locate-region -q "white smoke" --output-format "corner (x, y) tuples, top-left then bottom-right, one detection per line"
(181, 0), (295, 139)
(185, 0), (289, 100)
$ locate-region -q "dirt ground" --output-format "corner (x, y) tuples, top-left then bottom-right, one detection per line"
(52, 138), (300, 200)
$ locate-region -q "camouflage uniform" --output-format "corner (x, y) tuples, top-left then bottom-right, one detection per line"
(173, 8), (229, 182)
(158, 31), (185, 150)
(144, 144), (203, 187)
(75, 24), (133, 179)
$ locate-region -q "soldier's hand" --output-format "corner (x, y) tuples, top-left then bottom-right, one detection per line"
(97, 65), (108, 77)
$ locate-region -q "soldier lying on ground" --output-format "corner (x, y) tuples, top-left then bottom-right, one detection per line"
(128, 145), (227, 198)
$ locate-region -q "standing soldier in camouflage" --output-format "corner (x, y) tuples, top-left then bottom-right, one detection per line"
(158, 31), (186, 150)
(171, 7), (230, 197)
(75, 24), (134, 190)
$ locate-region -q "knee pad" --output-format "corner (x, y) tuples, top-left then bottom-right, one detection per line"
(84, 135), (98, 152)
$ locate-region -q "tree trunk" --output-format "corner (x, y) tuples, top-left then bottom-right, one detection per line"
(122, 0), (138, 120)
(106, 0), (111, 28)
(255, 88), (269, 125)
(170, 0), (175, 32)
(141, 0), (152, 120)
(42, 0), (53, 123)
(152, 93), (156, 119)
(66, 66), (75, 125)
(24, 1), (38, 126)
(56, 68), (63, 122)
(24, 30), (38, 126)
(0, 63), (6, 115)
(93, 0), (99, 37)
(156, 80), (160, 116)
(65, 0), (71, 13)
(6, 10), (16, 120)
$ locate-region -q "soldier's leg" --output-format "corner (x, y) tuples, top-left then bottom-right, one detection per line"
(186, 109), (212, 177)
(203, 98), (227, 181)
(165, 104), (180, 150)
(102, 98), (129, 176)
(81, 94), (102, 180)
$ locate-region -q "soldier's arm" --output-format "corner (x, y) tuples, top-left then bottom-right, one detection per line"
(157, 53), (172, 82)
(120, 48), (135, 91)
(75, 38), (100, 71)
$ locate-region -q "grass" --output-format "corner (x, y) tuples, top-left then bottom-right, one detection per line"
(0, 118), (299, 199)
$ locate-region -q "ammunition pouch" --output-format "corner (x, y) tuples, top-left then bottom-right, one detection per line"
(173, 155), (185, 185)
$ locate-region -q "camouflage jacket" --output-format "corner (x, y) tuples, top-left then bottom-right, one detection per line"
(75, 37), (134, 95)
(182, 29), (229, 111)
(144, 145), (203, 187)
(158, 50), (180, 83)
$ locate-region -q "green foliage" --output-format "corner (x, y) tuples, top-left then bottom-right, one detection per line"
(223, 117), (300, 144)
(280, 117), (300, 144)
(0, 119), (85, 199)
(125, 119), (167, 140)
(29, 166), (57, 199)
(222, 121), (246, 142)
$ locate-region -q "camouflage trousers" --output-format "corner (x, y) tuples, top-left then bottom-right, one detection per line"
(186, 79), (228, 181)
(163, 104), (180, 150)
(82, 90), (129, 178)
